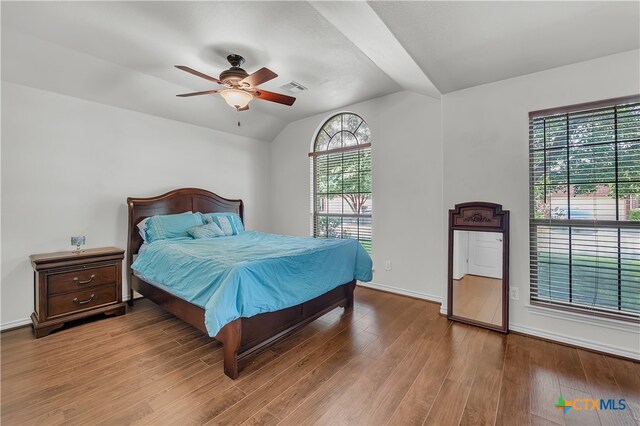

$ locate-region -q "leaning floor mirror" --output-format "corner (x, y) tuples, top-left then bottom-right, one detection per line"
(447, 202), (509, 333)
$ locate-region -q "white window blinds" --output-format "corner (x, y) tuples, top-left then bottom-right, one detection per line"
(529, 95), (640, 321)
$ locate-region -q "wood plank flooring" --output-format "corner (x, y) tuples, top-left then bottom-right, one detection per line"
(1, 287), (638, 426)
(452, 275), (502, 326)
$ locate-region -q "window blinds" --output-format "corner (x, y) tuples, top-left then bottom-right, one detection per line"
(529, 96), (640, 320)
(311, 148), (372, 253)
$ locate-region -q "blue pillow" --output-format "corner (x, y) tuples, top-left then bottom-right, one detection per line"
(187, 222), (225, 239)
(202, 212), (244, 236)
(145, 212), (205, 243)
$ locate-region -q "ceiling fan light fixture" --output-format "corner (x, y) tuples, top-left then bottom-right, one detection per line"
(220, 89), (253, 110)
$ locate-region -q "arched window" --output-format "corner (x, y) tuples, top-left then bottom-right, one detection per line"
(310, 113), (372, 253)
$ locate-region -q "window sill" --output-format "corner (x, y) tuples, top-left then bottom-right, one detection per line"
(525, 303), (640, 333)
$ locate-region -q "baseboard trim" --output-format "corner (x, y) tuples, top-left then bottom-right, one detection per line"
(1, 293), (143, 332)
(520, 303), (639, 360)
(6, 289), (635, 360)
(509, 323), (639, 361)
(0, 318), (32, 332)
(358, 281), (442, 304)
(439, 306), (637, 360)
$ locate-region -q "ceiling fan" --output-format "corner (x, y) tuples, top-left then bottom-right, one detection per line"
(175, 54), (296, 111)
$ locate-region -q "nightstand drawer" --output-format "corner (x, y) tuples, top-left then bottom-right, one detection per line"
(48, 265), (117, 295)
(48, 285), (117, 318)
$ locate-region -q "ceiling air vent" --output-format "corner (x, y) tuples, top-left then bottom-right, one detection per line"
(279, 81), (308, 94)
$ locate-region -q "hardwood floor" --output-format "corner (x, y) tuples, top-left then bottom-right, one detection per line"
(452, 275), (502, 326)
(1, 287), (638, 426)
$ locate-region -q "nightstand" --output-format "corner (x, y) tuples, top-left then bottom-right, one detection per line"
(30, 246), (126, 338)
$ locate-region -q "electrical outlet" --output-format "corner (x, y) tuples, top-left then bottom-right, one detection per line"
(510, 286), (520, 301)
(384, 261), (392, 271)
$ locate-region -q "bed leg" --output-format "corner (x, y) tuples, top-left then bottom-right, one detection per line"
(345, 280), (356, 311)
(127, 287), (134, 307)
(127, 274), (134, 306)
(218, 319), (241, 380)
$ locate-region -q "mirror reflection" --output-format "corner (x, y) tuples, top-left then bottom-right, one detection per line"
(452, 230), (503, 327)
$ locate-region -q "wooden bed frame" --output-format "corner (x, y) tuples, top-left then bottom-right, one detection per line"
(126, 188), (355, 379)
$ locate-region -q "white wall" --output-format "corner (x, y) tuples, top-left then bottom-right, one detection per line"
(1, 82), (271, 328)
(270, 90), (443, 301)
(442, 49), (640, 359)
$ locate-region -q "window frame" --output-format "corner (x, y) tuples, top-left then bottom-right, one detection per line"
(309, 113), (372, 252)
(528, 94), (640, 322)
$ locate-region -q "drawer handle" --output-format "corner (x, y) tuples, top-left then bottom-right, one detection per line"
(73, 294), (96, 305)
(73, 274), (95, 285)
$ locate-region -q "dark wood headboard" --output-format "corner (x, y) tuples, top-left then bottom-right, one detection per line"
(126, 188), (244, 286)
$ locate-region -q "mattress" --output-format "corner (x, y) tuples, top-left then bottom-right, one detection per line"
(131, 231), (372, 336)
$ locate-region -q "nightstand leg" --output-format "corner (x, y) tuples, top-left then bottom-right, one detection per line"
(31, 313), (64, 338)
(105, 304), (126, 316)
(34, 324), (64, 338)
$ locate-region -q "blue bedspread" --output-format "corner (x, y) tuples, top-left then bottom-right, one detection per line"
(131, 231), (373, 336)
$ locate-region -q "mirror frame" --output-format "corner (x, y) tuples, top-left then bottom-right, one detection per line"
(447, 201), (510, 333)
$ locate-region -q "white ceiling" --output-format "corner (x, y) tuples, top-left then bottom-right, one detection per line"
(370, 1), (640, 93)
(2, 1), (638, 141)
(1, 1), (402, 141)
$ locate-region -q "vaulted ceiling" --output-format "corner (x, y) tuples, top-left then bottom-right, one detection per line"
(2, 1), (638, 141)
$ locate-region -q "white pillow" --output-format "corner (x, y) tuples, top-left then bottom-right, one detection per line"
(137, 218), (150, 240)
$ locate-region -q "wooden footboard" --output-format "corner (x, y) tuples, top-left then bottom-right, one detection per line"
(131, 274), (356, 379)
(217, 280), (356, 379)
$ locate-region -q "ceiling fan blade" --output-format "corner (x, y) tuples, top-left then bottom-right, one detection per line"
(252, 89), (296, 106)
(241, 67), (278, 87)
(176, 89), (219, 97)
(237, 105), (250, 111)
(175, 65), (221, 84)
